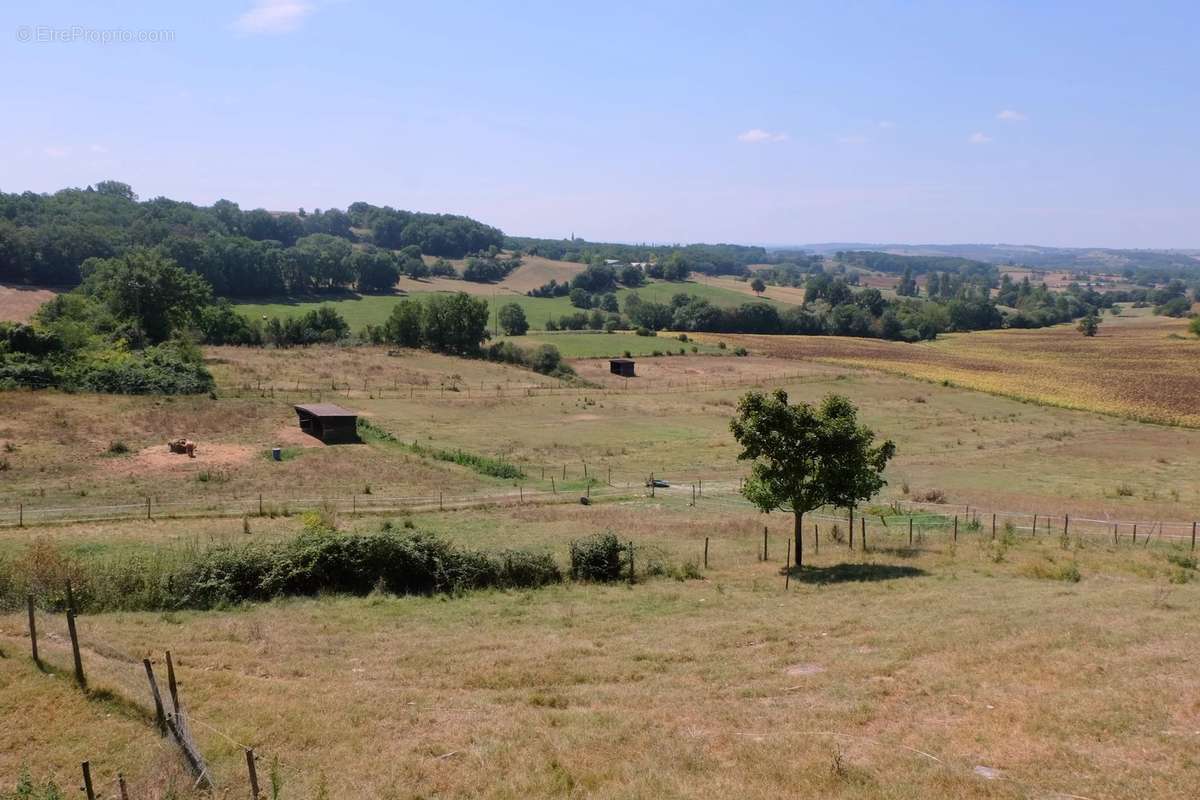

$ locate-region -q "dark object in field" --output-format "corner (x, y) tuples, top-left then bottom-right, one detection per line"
(579, 496), (591, 505)
(294, 403), (359, 443)
(609, 357), (636, 377)
(648, 478), (669, 488)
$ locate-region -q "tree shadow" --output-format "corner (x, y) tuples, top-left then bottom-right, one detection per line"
(785, 562), (927, 585)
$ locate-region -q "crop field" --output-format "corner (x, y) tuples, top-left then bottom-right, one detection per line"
(695, 314), (1200, 428)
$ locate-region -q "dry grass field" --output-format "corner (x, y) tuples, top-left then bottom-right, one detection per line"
(2, 500), (1198, 799)
(0, 284), (60, 323)
(694, 314), (1200, 428)
(4, 332), (1200, 799)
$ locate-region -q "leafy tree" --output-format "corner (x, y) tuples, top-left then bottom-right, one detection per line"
(498, 303), (529, 336)
(731, 391), (894, 569)
(1189, 315), (1200, 337)
(422, 292), (489, 354)
(1077, 312), (1101, 336)
(384, 299), (424, 347)
(750, 277), (766, 296)
(348, 247), (399, 293)
(80, 248), (212, 344)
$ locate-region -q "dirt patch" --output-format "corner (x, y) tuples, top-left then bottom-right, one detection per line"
(110, 443), (259, 477)
(0, 284), (60, 323)
(273, 423), (327, 449)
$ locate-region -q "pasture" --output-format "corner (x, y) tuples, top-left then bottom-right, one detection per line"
(3, 332), (1200, 799)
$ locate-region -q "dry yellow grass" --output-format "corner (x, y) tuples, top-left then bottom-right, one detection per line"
(695, 315), (1200, 427)
(0, 284), (60, 323)
(3, 501), (1198, 799)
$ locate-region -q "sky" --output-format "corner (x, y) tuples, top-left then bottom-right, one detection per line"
(2, 1), (1198, 248)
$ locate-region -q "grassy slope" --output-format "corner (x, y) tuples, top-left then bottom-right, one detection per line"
(233, 278), (799, 332)
(496, 331), (723, 358)
(3, 503), (1197, 799)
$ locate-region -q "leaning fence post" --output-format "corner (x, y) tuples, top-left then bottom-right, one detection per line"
(165, 650), (180, 715)
(26, 596), (38, 665)
(1063, 513), (1069, 537)
(703, 537), (709, 569)
(763, 526), (768, 561)
(143, 659), (167, 736)
(814, 523), (819, 554)
(66, 607), (86, 690)
(1032, 513), (1037, 536)
(246, 748), (261, 800)
(81, 762), (96, 800)
(1192, 521), (1196, 552)
(785, 540), (792, 589)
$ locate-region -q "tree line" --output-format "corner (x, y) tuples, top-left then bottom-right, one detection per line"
(0, 182), (502, 295)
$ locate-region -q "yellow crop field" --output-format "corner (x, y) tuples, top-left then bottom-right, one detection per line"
(695, 315), (1200, 427)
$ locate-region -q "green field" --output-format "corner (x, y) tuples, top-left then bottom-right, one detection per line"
(498, 330), (724, 358)
(234, 278), (796, 332)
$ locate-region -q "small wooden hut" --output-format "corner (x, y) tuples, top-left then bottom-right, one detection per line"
(294, 403), (359, 444)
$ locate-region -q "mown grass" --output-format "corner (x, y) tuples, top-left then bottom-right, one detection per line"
(233, 278), (796, 333)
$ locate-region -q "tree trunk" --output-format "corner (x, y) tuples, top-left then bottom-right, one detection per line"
(794, 511), (804, 570)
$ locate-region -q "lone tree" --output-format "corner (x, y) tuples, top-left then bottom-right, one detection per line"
(1077, 312), (1101, 337)
(731, 390), (894, 569)
(750, 276), (766, 296)
(498, 302), (529, 336)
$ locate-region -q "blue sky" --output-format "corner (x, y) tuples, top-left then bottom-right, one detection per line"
(2, 1), (1198, 247)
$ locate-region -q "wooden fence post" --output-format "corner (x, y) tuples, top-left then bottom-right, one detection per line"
(66, 608), (86, 690)
(165, 650), (180, 715)
(246, 748), (261, 800)
(18, 502), (22, 527)
(704, 537), (709, 569)
(861, 517), (866, 550)
(908, 516), (913, 546)
(439, 491), (443, 511)
(763, 526), (768, 561)
(118, 773), (129, 800)
(1063, 513), (1069, 537)
(628, 541), (635, 585)
(848, 507), (855, 549)
(1032, 513), (1037, 536)
(146, 497), (152, 520)
(1132, 524), (1137, 544)
(26, 596), (38, 664)
(814, 523), (819, 554)
(143, 659), (167, 735)
(784, 540), (791, 589)
(1192, 521), (1196, 552)
(953, 514), (958, 542)
(551, 477), (557, 494)
(81, 762), (96, 800)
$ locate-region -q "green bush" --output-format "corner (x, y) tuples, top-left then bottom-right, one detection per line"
(569, 532), (625, 582)
(2, 529), (563, 612)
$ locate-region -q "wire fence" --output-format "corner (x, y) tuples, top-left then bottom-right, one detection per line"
(2, 474), (1196, 550)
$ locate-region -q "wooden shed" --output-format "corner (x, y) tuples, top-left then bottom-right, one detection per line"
(294, 403), (359, 444)
(609, 358), (636, 378)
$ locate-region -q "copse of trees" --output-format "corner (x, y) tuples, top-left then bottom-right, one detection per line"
(371, 293), (490, 355)
(351, 203), (503, 258)
(506, 237), (766, 277)
(3, 248), (214, 393)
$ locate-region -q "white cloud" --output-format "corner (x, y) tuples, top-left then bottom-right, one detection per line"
(43, 146), (71, 159)
(997, 109), (1028, 122)
(737, 128), (788, 144)
(837, 135), (868, 145)
(233, 1), (315, 35)
(968, 132), (993, 145)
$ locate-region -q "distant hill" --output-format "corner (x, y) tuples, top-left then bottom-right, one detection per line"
(791, 242), (1200, 277)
